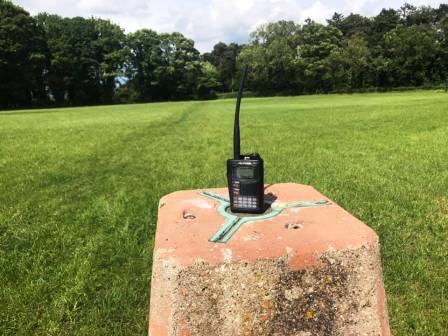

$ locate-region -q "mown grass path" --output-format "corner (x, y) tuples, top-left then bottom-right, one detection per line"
(1, 91), (447, 335)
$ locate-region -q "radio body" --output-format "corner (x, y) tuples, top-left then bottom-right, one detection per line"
(227, 153), (264, 213)
(226, 65), (265, 214)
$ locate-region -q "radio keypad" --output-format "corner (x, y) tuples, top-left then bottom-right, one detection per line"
(233, 196), (258, 209)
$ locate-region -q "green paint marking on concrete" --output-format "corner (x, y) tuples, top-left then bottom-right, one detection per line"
(200, 191), (331, 243)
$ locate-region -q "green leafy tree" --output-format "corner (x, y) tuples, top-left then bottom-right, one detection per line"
(438, 12), (448, 86)
(158, 32), (202, 99)
(435, 4), (448, 22)
(237, 43), (268, 92)
(125, 30), (204, 101)
(383, 24), (441, 86)
(297, 20), (343, 93)
(37, 14), (125, 105)
(91, 18), (126, 103)
(238, 20), (301, 93)
(370, 55), (393, 88)
(326, 35), (372, 91)
(402, 5), (436, 26)
(369, 8), (401, 47)
(203, 42), (242, 91)
(399, 3), (417, 21)
(343, 35), (372, 89)
(326, 12), (344, 30)
(0, 0), (46, 108)
(328, 13), (372, 38)
(125, 29), (162, 101)
(196, 61), (220, 98)
(37, 15), (95, 105)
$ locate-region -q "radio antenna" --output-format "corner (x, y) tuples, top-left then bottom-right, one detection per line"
(234, 65), (248, 160)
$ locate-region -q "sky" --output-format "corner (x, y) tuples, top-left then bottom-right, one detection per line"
(15, 0), (446, 52)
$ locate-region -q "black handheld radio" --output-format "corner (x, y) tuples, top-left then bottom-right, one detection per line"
(227, 65), (264, 214)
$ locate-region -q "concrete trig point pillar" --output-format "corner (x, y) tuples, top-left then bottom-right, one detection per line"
(149, 183), (390, 336)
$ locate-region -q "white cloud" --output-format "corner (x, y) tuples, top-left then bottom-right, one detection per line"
(344, 0), (374, 14)
(14, 0), (446, 52)
(300, 1), (335, 22)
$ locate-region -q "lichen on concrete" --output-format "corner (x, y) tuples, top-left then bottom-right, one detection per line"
(167, 244), (383, 336)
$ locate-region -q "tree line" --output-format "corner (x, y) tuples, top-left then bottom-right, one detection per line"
(237, 5), (448, 94)
(1, 1), (448, 109)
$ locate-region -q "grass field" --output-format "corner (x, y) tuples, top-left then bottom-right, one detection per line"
(1, 91), (447, 335)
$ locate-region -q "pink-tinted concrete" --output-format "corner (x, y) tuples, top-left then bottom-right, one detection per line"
(149, 183), (390, 336)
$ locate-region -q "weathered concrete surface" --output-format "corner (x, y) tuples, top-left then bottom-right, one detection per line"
(148, 183), (390, 336)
